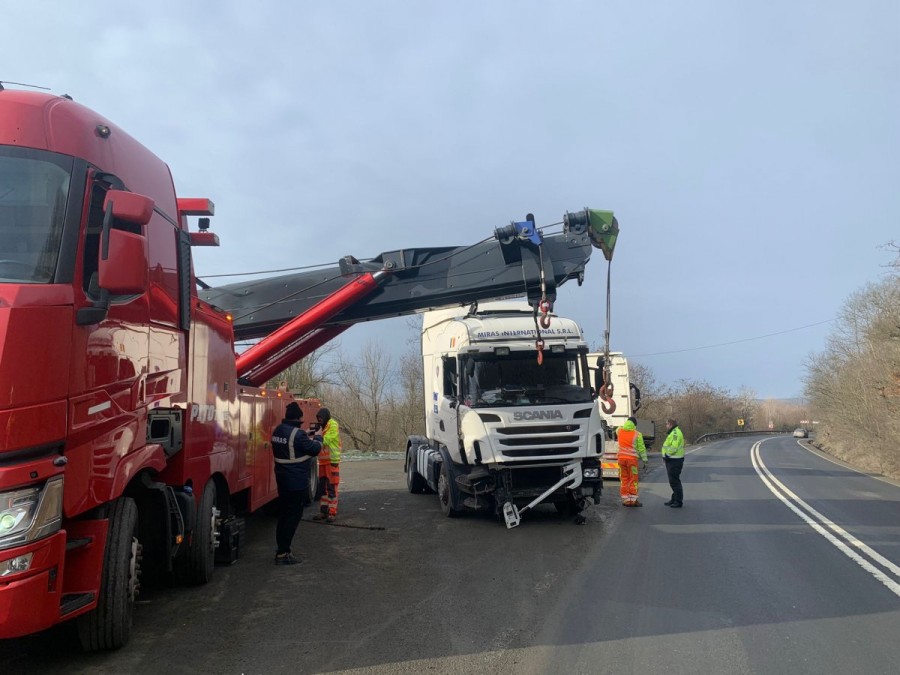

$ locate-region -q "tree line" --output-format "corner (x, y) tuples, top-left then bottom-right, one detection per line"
(804, 243), (899, 479)
(268, 338), (810, 455)
(628, 364), (809, 447)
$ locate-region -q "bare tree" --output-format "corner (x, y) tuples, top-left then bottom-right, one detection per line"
(805, 276), (900, 478)
(266, 341), (339, 398)
(388, 346), (425, 441)
(326, 340), (394, 452)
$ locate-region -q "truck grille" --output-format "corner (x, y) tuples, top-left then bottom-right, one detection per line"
(490, 421), (586, 460)
(503, 447), (579, 457)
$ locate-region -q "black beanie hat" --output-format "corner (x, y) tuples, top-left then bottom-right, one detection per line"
(285, 402), (302, 420)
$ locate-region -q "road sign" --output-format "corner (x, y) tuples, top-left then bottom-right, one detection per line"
(768, 422), (774, 430)
(737, 418), (744, 426)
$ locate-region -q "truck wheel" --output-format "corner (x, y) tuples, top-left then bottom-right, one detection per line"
(77, 497), (141, 651)
(406, 449), (426, 494)
(437, 462), (460, 518)
(307, 466), (319, 505)
(185, 480), (218, 585)
(314, 467), (326, 502)
(555, 496), (585, 516)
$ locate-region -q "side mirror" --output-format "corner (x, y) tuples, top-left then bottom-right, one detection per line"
(99, 228), (149, 295)
(103, 189), (154, 225)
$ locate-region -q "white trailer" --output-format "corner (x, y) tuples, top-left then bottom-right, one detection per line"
(587, 351), (655, 478)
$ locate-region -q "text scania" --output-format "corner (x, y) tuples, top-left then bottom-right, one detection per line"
(512, 410), (564, 421)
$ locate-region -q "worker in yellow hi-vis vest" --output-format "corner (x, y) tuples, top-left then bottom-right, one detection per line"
(661, 418), (686, 508)
(312, 408), (342, 522)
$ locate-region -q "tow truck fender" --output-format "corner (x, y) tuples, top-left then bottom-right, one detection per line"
(108, 443), (168, 503)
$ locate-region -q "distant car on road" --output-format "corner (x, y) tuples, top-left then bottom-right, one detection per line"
(793, 428), (808, 438)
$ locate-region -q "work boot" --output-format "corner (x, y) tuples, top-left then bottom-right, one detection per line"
(312, 512), (328, 521)
(669, 502), (683, 508)
(633, 500), (643, 507)
(664, 500), (673, 506)
(274, 553), (301, 565)
(326, 515), (336, 523)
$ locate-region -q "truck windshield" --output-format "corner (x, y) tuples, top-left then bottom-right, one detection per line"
(0, 149), (71, 283)
(460, 352), (592, 407)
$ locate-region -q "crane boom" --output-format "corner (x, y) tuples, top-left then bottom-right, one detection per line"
(201, 223), (593, 342)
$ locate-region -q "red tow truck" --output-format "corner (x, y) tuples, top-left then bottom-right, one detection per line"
(0, 88), (604, 649)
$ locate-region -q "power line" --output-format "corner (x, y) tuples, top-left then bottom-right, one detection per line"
(631, 318), (836, 357)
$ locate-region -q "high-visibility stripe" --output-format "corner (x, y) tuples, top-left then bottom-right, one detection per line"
(274, 428), (313, 464)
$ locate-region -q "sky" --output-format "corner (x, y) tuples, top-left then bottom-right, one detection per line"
(4, 1), (898, 399)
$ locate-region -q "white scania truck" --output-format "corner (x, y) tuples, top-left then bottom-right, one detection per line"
(404, 301), (605, 527)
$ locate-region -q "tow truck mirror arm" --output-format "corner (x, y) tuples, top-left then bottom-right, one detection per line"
(76, 191), (151, 325)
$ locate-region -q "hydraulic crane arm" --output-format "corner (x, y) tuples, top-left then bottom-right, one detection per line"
(200, 208), (617, 385)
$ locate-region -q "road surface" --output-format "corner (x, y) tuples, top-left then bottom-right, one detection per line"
(2, 435), (899, 674)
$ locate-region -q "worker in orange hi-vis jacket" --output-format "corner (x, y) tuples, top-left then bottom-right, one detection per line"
(312, 408), (342, 522)
(616, 416), (648, 507)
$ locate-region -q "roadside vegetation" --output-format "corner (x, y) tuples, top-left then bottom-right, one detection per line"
(804, 245), (900, 479)
(629, 364), (809, 446)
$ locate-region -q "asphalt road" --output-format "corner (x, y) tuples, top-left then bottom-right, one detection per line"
(2, 436), (899, 674)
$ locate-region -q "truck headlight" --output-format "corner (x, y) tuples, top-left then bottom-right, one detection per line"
(0, 477), (64, 551)
(583, 468), (599, 478)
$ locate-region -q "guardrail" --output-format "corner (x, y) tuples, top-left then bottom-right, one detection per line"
(694, 429), (793, 444)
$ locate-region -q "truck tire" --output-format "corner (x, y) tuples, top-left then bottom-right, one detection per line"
(185, 480), (218, 585)
(406, 449), (426, 494)
(437, 462), (461, 518)
(555, 496), (585, 516)
(307, 465), (319, 505)
(313, 465), (326, 502)
(77, 497), (141, 651)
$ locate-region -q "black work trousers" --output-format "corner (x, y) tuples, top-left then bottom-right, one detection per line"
(664, 457), (684, 504)
(275, 489), (305, 554)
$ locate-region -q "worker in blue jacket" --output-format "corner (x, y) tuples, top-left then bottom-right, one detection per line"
(271, 401), (322, 565)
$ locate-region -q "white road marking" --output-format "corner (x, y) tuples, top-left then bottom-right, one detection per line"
(750, 438), (900, 598)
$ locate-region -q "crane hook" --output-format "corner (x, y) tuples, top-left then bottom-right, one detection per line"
(600, 368), (616, 414)
(600, 392), (616, 415)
